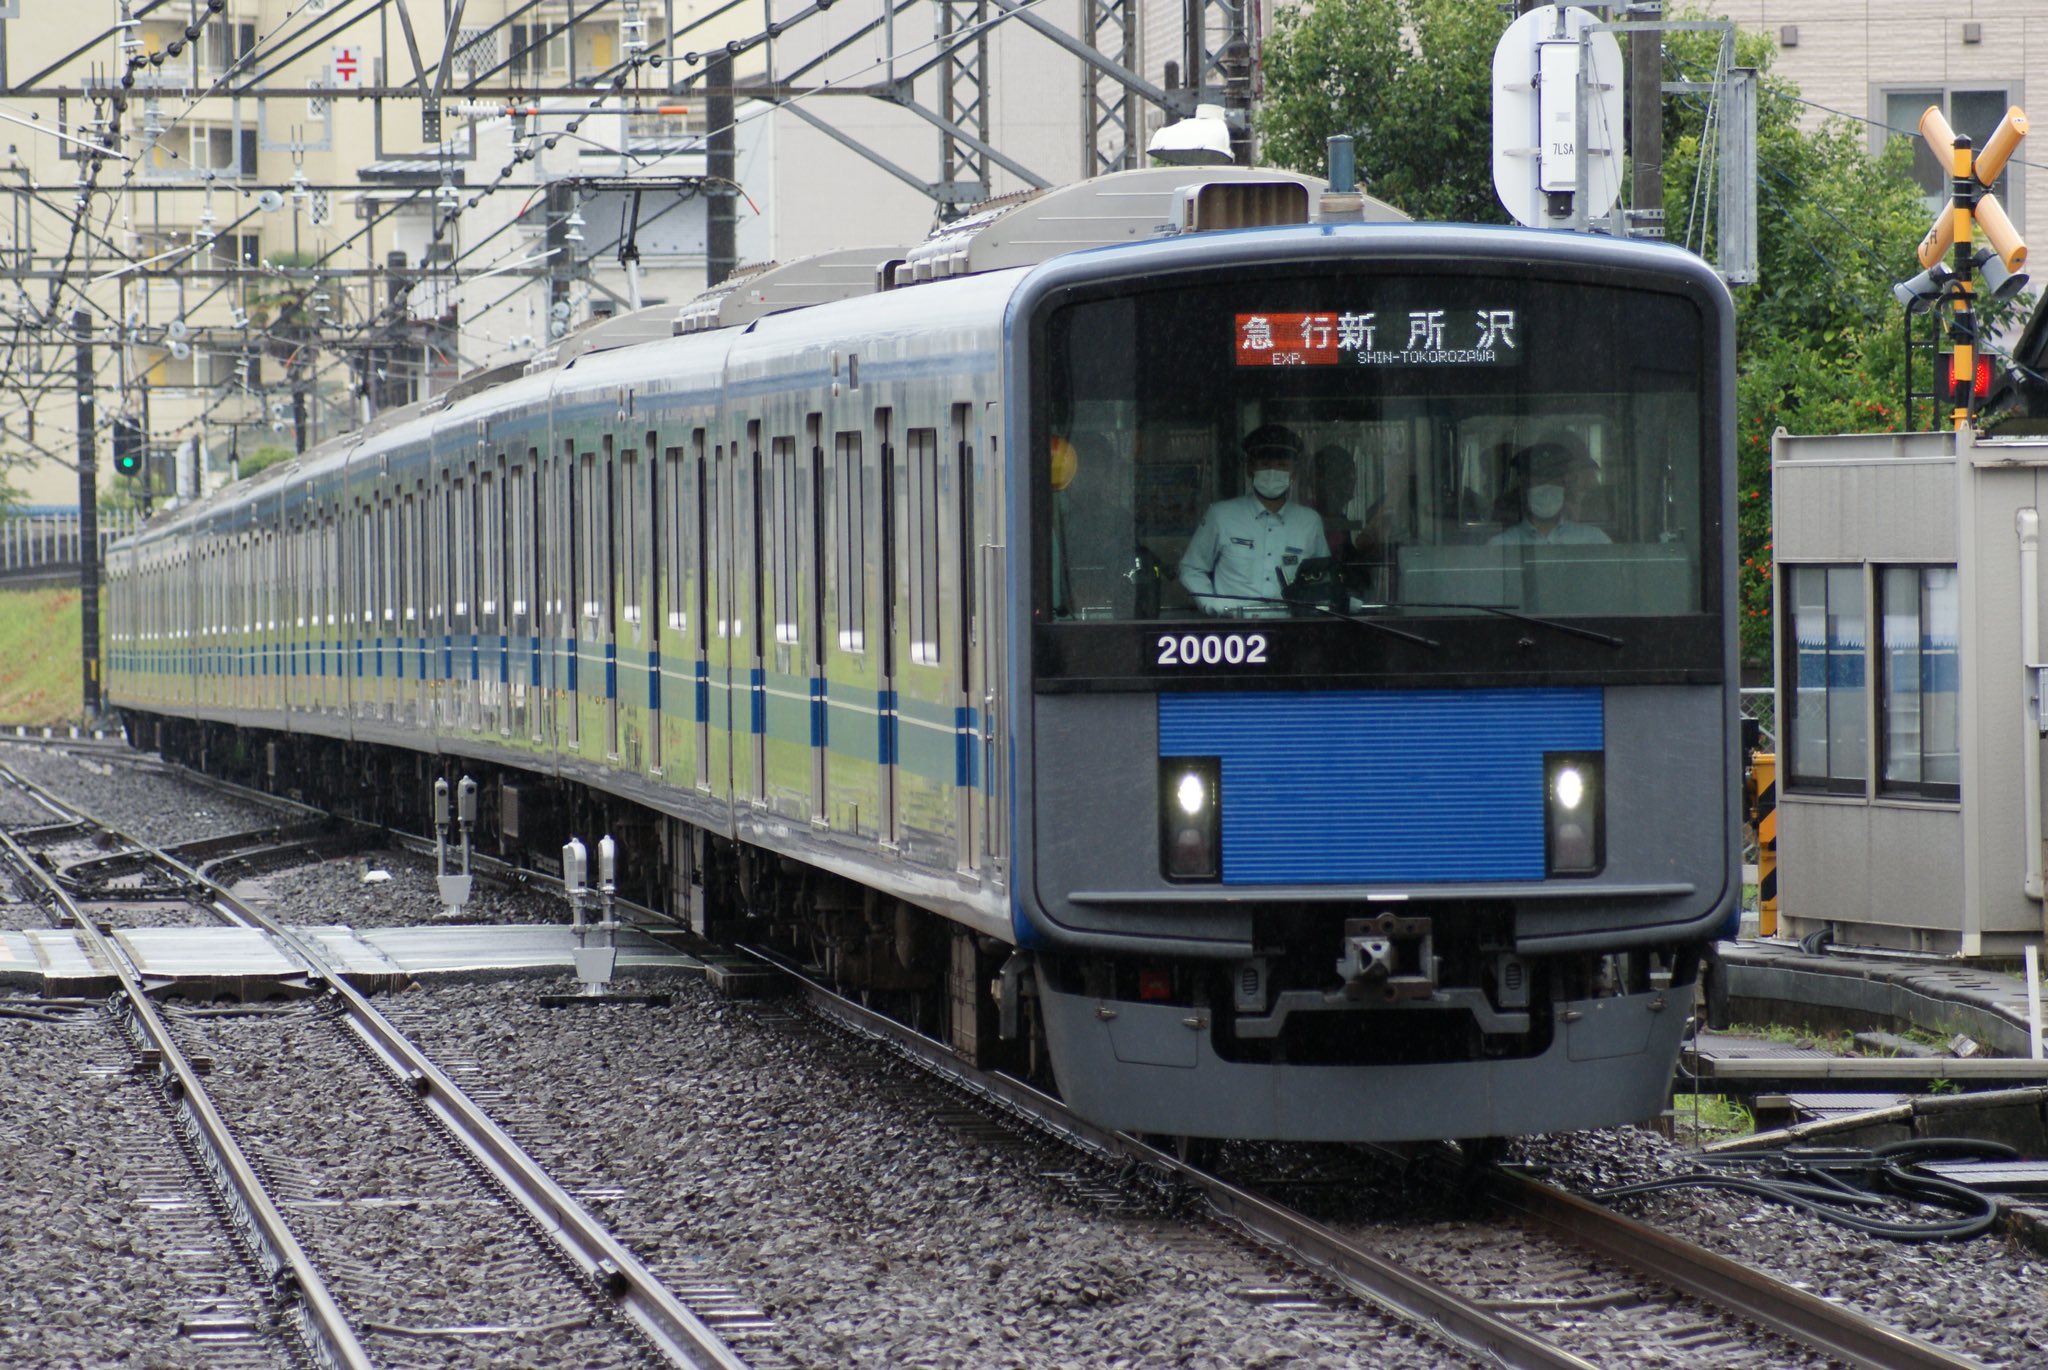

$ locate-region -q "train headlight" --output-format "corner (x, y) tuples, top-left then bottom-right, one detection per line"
(1162, 758), (1221, 881)
(1544, 753), (1604, 877)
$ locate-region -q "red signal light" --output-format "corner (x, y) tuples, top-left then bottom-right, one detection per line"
(1948, 354), (1993, 399)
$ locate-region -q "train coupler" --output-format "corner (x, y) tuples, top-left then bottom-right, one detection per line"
(1335, 913), (1436, 1002)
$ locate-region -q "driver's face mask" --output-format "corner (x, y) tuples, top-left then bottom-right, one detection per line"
(1527, 483), (1566, 521)
(1251, 467), (1293, 500)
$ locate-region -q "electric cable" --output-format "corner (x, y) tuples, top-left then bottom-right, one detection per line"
(1586, 1137), (2013, 1242)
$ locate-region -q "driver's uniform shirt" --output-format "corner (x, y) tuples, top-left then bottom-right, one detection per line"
(1178, 494), (1330, 616)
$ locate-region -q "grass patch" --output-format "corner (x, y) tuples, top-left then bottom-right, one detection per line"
(1671, 1093), (1755, 1143)
(0, 586), (88, 725)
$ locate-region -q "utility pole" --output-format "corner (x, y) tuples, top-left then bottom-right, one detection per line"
(73, 307), (99, 717)
(1628, 1), (1663, 236)
(706, 52), (736, 287)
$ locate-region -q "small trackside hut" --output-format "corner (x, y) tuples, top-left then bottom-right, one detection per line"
(1771, 424), (2048, 958)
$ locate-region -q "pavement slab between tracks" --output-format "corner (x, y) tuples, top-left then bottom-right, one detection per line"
(0, 923), (702, 993)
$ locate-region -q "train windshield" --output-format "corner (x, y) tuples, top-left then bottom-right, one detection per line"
(1037, 268), (1713, 629)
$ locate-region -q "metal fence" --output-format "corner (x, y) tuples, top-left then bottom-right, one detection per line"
(1740, 686), (1775, 749)
(0, 510), (140, 581)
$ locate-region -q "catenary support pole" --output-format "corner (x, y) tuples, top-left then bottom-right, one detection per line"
(74, 308), (100, 718)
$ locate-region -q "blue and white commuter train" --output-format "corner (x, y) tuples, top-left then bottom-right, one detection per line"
(106, 167), (1739, 1141)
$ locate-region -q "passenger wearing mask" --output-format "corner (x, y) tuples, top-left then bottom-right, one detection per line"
(1489, 441), (1611, 546)
(1179, 424), (1330, 616)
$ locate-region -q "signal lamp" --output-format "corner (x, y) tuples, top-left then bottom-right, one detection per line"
(1949, 353), (1993, 399)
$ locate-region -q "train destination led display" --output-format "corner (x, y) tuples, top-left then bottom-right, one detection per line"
(1234, 309), (1520, 368)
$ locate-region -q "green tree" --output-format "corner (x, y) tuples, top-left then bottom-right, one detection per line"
(1257, 0), (1510, 223)
(1257, 2), (1937, 668)
(1661, 21), (1932, 664)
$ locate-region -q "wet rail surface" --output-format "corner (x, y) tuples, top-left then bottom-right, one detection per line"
(0, 767), (752, 1370)
(764, 952), (1990, 1370)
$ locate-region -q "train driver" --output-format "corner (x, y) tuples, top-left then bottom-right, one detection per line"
(1489, 440), (1611, 546)
(1178, 423), (1330, 616)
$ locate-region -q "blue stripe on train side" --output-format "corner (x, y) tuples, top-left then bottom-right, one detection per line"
(1159, 688), (1603, 885)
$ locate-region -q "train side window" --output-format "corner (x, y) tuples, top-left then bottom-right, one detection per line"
(619, 437), (640, 625)
(771, 435), (798, 646)
(664, 444), (687, 633)
(907, 427), (941, 665)
(480, 465), (500, 621)
(835, 431), (865, 652)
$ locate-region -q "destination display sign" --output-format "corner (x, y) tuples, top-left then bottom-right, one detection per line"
(1234, 309), (1521, 368)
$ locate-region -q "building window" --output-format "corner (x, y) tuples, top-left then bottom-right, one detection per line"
(1786, 565), (1867, 793)
(1881, 86), (2020, 221)
(1878, 566), (1961, 800)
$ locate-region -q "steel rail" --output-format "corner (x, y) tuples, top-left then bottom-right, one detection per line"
(221, 898), (749, 1368)
(1483, 1168), (1990, 1370)
(773, 953), (1991, 1370)
(761, 956), (1596, 1370)
(0, 822), (376, 1370)
(3, 760), (750, 1370)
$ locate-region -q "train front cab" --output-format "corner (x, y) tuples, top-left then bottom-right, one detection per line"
(1011, 226), (1739, 1141)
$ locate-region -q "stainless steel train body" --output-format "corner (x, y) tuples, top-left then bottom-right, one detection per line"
(107, 190), (1739, 1142)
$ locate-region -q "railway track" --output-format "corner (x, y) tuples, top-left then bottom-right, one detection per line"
(766, 953), (1992, 1370)
(0, 770), (753, 1370)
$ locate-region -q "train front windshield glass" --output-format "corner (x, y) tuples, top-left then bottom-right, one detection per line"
(1039, 270), (1711, 626)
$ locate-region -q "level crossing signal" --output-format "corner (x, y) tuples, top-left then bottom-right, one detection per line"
(1895, 104), (2028, 426)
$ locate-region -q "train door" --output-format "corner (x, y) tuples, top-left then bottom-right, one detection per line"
(324, 506), (342, 718)
(603, 434), (622, 761)
(507, 452), (530, 741)
(747, 425), (768, 805)
(376, 493), (395, 720)
(564, 439), (583, 753)
(807, 415), (827, 819)
(978, 402), (1007, 872)
(646, 430), (666, 776)
(606, 430), (622, 757)
(478, 454), (503, 736)
(356, 500), (374, 722)
(877, 409), (900, 847)
(696, 435), (719, 794)
(951, 404), (980, 873)
(452, 464), (475, 733)
(405, 487), (425, 729)
(766, 431), (801, 819)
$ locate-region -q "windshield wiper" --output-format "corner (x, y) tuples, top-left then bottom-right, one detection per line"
(1184, 591), (1442, 648)
(1389, 601), (1625, 648)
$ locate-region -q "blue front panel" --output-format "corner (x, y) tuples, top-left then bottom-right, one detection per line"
(1159, 688), (1603, 884)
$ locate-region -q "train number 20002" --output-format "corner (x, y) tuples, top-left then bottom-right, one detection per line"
(1156, 632), (1268, 667)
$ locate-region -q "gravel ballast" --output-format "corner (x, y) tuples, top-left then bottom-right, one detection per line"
(382, 977), (1460, 1370)
(0, 1000), (291, 1369)
(0, 744), (287, 845)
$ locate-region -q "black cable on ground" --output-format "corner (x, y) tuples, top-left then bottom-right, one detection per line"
(1584, 1139), (2014, 1242)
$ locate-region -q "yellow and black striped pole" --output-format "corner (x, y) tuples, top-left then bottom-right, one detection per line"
(1752, 751), (1777, 938)
(1915, 105), (2028, 429)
